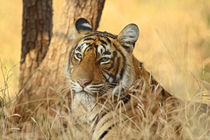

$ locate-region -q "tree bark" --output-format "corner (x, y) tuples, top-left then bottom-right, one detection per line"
(20, 0), (53, 89)
(14, 0), (105, 122)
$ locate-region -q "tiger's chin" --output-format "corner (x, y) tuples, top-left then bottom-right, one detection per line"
(71, 91), (97, 122)
(72, 91), (96, 106)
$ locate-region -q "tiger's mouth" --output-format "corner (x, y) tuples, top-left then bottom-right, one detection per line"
(70, 81), (106, 96)
(70, 80), (129, 98)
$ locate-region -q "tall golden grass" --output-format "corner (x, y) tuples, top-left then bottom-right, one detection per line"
(1, 0), (209, 100)
(0, 0), (210, 139)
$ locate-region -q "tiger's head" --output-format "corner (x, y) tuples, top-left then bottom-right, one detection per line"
(66, 18), (140, 105)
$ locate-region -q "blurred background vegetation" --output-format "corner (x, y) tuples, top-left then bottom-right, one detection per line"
(0, 0), (210, 102)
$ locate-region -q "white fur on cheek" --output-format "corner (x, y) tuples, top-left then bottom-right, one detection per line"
(71, 82), (83, 93)
(73, 92), (95, 106)
(121, 65), (133, 87)
(71, 82), (96, 114)
(71, 92), (96, 123)
(70, 81), (103, 110)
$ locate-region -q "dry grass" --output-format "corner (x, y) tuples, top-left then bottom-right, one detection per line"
(0, 80), (209, 139)
(0, 0), (210, 139)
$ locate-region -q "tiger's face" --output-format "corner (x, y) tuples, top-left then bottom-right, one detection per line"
(66, 18), (139, 104)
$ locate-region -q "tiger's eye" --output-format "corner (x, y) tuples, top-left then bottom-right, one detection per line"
(75, 53), (82, 60)
(100, 57), (109, 62)
(99, 57), (110, 64)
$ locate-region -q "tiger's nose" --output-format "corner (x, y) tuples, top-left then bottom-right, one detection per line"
(77, 79), (92, 88)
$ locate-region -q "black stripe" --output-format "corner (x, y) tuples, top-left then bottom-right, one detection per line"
(104, 36), (111, 44)
(151, 79), (158, 85)
(103, 51), (111, 55)
(139, 62), (143, 69)
(84, 33), (96, 38)
(99, 124), (116, 139)
(105, 51), (117, 71)
(96, 34), (113, 44)
(83, 32), (116, 40)
(69, 45), (76, 63)
(98, 38), (107, 46)
(113, 57), (120, 82)
(96, 31), (117, 39)
(94, 44), (98, 49)
(103, 70), (115, 81)
(77, 42), (87, 51)
(83, 37), (95, 41)
(122, 45), (130, 50)
(85, 43), (92, 46)
(120, 94), (131, 104)
(76, 45), (81, 51)
(102, 73), (109, 82)
(73, 44), (78, 50)
(113, 43), (126, 80)
(119, 63), (125, 80)
(95, 44), (99, 57)
(99, 117), (129, 139)
(161, 89), (165, 97)
(101, 44), (107, 50)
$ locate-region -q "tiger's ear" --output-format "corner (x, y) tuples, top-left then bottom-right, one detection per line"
(118, 24), (139, 53)
(75, 18), (93, 33)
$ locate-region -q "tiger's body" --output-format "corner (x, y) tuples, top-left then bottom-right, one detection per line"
(66, 18), (181, 139)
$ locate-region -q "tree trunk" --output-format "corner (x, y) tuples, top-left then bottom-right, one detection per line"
(14, 0), (105, 122)
(20, 0), (53, 89)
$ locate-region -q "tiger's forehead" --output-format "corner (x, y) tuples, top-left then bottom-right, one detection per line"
(75, 31), (118, 54)
(82, 31), (117, 45)
(85, 31), (117, 39)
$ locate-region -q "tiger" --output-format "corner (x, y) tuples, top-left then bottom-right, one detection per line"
(66, 18), (181, 139)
